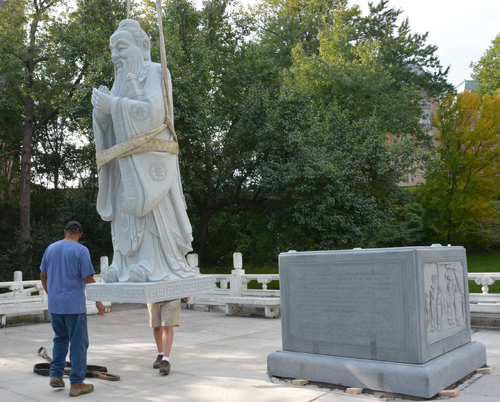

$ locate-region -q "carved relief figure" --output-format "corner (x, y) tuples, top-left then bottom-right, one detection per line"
(436, 284), (443, 332)
(445, 269), (455, 325)
(429, 274), (438, 332)
(91, 20), (196, 283)
(453, 278), (464, 325)
(446, 279), (455, 324)
(425, 292), (430, 322)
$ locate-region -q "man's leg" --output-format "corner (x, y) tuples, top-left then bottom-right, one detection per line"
(162, 326), (174, 358)
(153, 326), (163, 353)
(66, 313), (94, 396)
(159, 326), (173, 375)
(150, 301), (164, 368)
(66, 313), (89, 384)
(50, 313), (69, 384)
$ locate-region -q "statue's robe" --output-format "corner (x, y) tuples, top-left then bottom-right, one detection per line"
(93, 63), (195, 282)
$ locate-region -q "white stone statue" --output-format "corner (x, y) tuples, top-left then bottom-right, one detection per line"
(91, 19), (197, 283)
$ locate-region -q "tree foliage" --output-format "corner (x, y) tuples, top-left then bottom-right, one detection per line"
(0, 0), (454, 276)
(418, 91), (500, 246)
(471, 33), (500, 96)
(0, 0), (124, 278)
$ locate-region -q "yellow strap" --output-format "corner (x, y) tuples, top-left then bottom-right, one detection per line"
(97, 123), (180, 171)
(118, 139), (179, 158)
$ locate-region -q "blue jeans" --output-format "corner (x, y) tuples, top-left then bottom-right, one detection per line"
(50, 313), (89, 384)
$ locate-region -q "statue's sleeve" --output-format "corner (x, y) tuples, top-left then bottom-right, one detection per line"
(94, 110), (119, 221)
(108, 68), (177, 218)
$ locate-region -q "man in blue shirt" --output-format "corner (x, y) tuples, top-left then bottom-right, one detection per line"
(40, 221), (106, 397)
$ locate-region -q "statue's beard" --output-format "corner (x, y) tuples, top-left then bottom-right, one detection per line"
(111, 59), (145, 98)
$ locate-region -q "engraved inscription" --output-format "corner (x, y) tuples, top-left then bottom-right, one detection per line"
(286, 262), (407, 353)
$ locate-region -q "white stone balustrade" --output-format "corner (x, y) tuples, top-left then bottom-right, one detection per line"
(0, 273), (49, 327)
(2, 258), (499, 325)
(468, 272), (500, 294)
(0, 271), (110, 326)
(467, 272), (500, 307)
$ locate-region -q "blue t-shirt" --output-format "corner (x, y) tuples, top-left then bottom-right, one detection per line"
(40, 240), (95, 314)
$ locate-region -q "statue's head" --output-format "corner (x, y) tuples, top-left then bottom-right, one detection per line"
(110, 19), (151, 64)
(110, 20), (151, 95)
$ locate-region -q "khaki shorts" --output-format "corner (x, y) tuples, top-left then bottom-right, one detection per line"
(147, 299), (181, 328)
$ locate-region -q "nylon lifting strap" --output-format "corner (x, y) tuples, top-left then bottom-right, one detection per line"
(96, 0), (178, 172)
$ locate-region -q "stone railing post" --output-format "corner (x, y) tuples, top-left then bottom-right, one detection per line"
(100, 256), (109, 270)
(475, 277), (494, 294)
(11, 271), (24, 297)
(230, 252), (245, 297)
(187, 253), (200, 274)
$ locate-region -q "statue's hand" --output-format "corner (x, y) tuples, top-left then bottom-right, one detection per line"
(92, 88), (113, 115)
(98, 85), (110, 94)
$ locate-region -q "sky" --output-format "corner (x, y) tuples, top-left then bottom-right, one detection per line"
(349, 0), (500, 87)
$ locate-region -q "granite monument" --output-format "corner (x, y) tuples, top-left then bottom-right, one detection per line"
(267, 246), (487, 398)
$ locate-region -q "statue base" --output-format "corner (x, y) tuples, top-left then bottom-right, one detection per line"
(268, 341), (486, 398)
(86, 276), (215, 303)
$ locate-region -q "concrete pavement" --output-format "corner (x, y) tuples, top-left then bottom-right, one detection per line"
(0, 304), (498, 402)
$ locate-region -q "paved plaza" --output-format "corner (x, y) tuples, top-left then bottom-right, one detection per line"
(0, 304), (498, 402)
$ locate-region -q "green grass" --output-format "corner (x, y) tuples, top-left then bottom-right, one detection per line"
(467, 252), (500, 294)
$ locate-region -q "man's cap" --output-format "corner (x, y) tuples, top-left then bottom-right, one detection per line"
(65, 221), (83, 232)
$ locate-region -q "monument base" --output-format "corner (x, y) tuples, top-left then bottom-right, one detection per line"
(267, 341), (486, 399)
(86, 276), (215, 303)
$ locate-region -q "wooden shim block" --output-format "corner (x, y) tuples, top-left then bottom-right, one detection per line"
(438, 390), (459, 397)
(476, 367), (494, 374)
(292, 379), (309, 386)
(346, 388), (363, 395)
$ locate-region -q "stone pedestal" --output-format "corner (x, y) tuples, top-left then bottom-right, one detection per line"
(86, 276), (215, 303)
(267, 246), (487, 398)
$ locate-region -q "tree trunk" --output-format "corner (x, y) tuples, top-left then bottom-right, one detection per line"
(19, 94), (34, 280)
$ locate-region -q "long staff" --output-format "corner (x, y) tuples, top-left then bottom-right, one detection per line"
(126, 0), (177, 141)
(155, 0), (178, 142)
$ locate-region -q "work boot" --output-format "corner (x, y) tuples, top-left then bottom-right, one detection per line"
(69, 383), (94, 397)
(49, 377), (65, 388)
(159, 360), (170, 375)
(153, 354), (163, 368)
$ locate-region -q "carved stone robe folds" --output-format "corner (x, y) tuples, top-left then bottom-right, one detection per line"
(94, 63), (196, 282)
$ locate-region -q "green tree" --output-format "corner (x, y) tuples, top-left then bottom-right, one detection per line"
(354, 0), (451, 98)
(255, 86), (421, 250)
(247, 3), (427, 250)
(150, 0), (278, 260)
(0, 0), (125, 278)
(253, 0), (356, 68)
(418, 91), (500, 246)
(471, 33), (500, 96)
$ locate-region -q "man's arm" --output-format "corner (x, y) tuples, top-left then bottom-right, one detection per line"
(40, 272), (48, 294)
(83, 275), (106, 316)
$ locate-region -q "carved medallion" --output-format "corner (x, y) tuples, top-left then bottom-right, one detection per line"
(132, 103), (149, 122)
(149, 161), (167, 182)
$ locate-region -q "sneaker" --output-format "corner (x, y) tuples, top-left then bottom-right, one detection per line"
(69, 383), (94, 397)
(50, 377), (65, 388)
(159, 360), (170, 375)
(153, 354), (163, 369)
